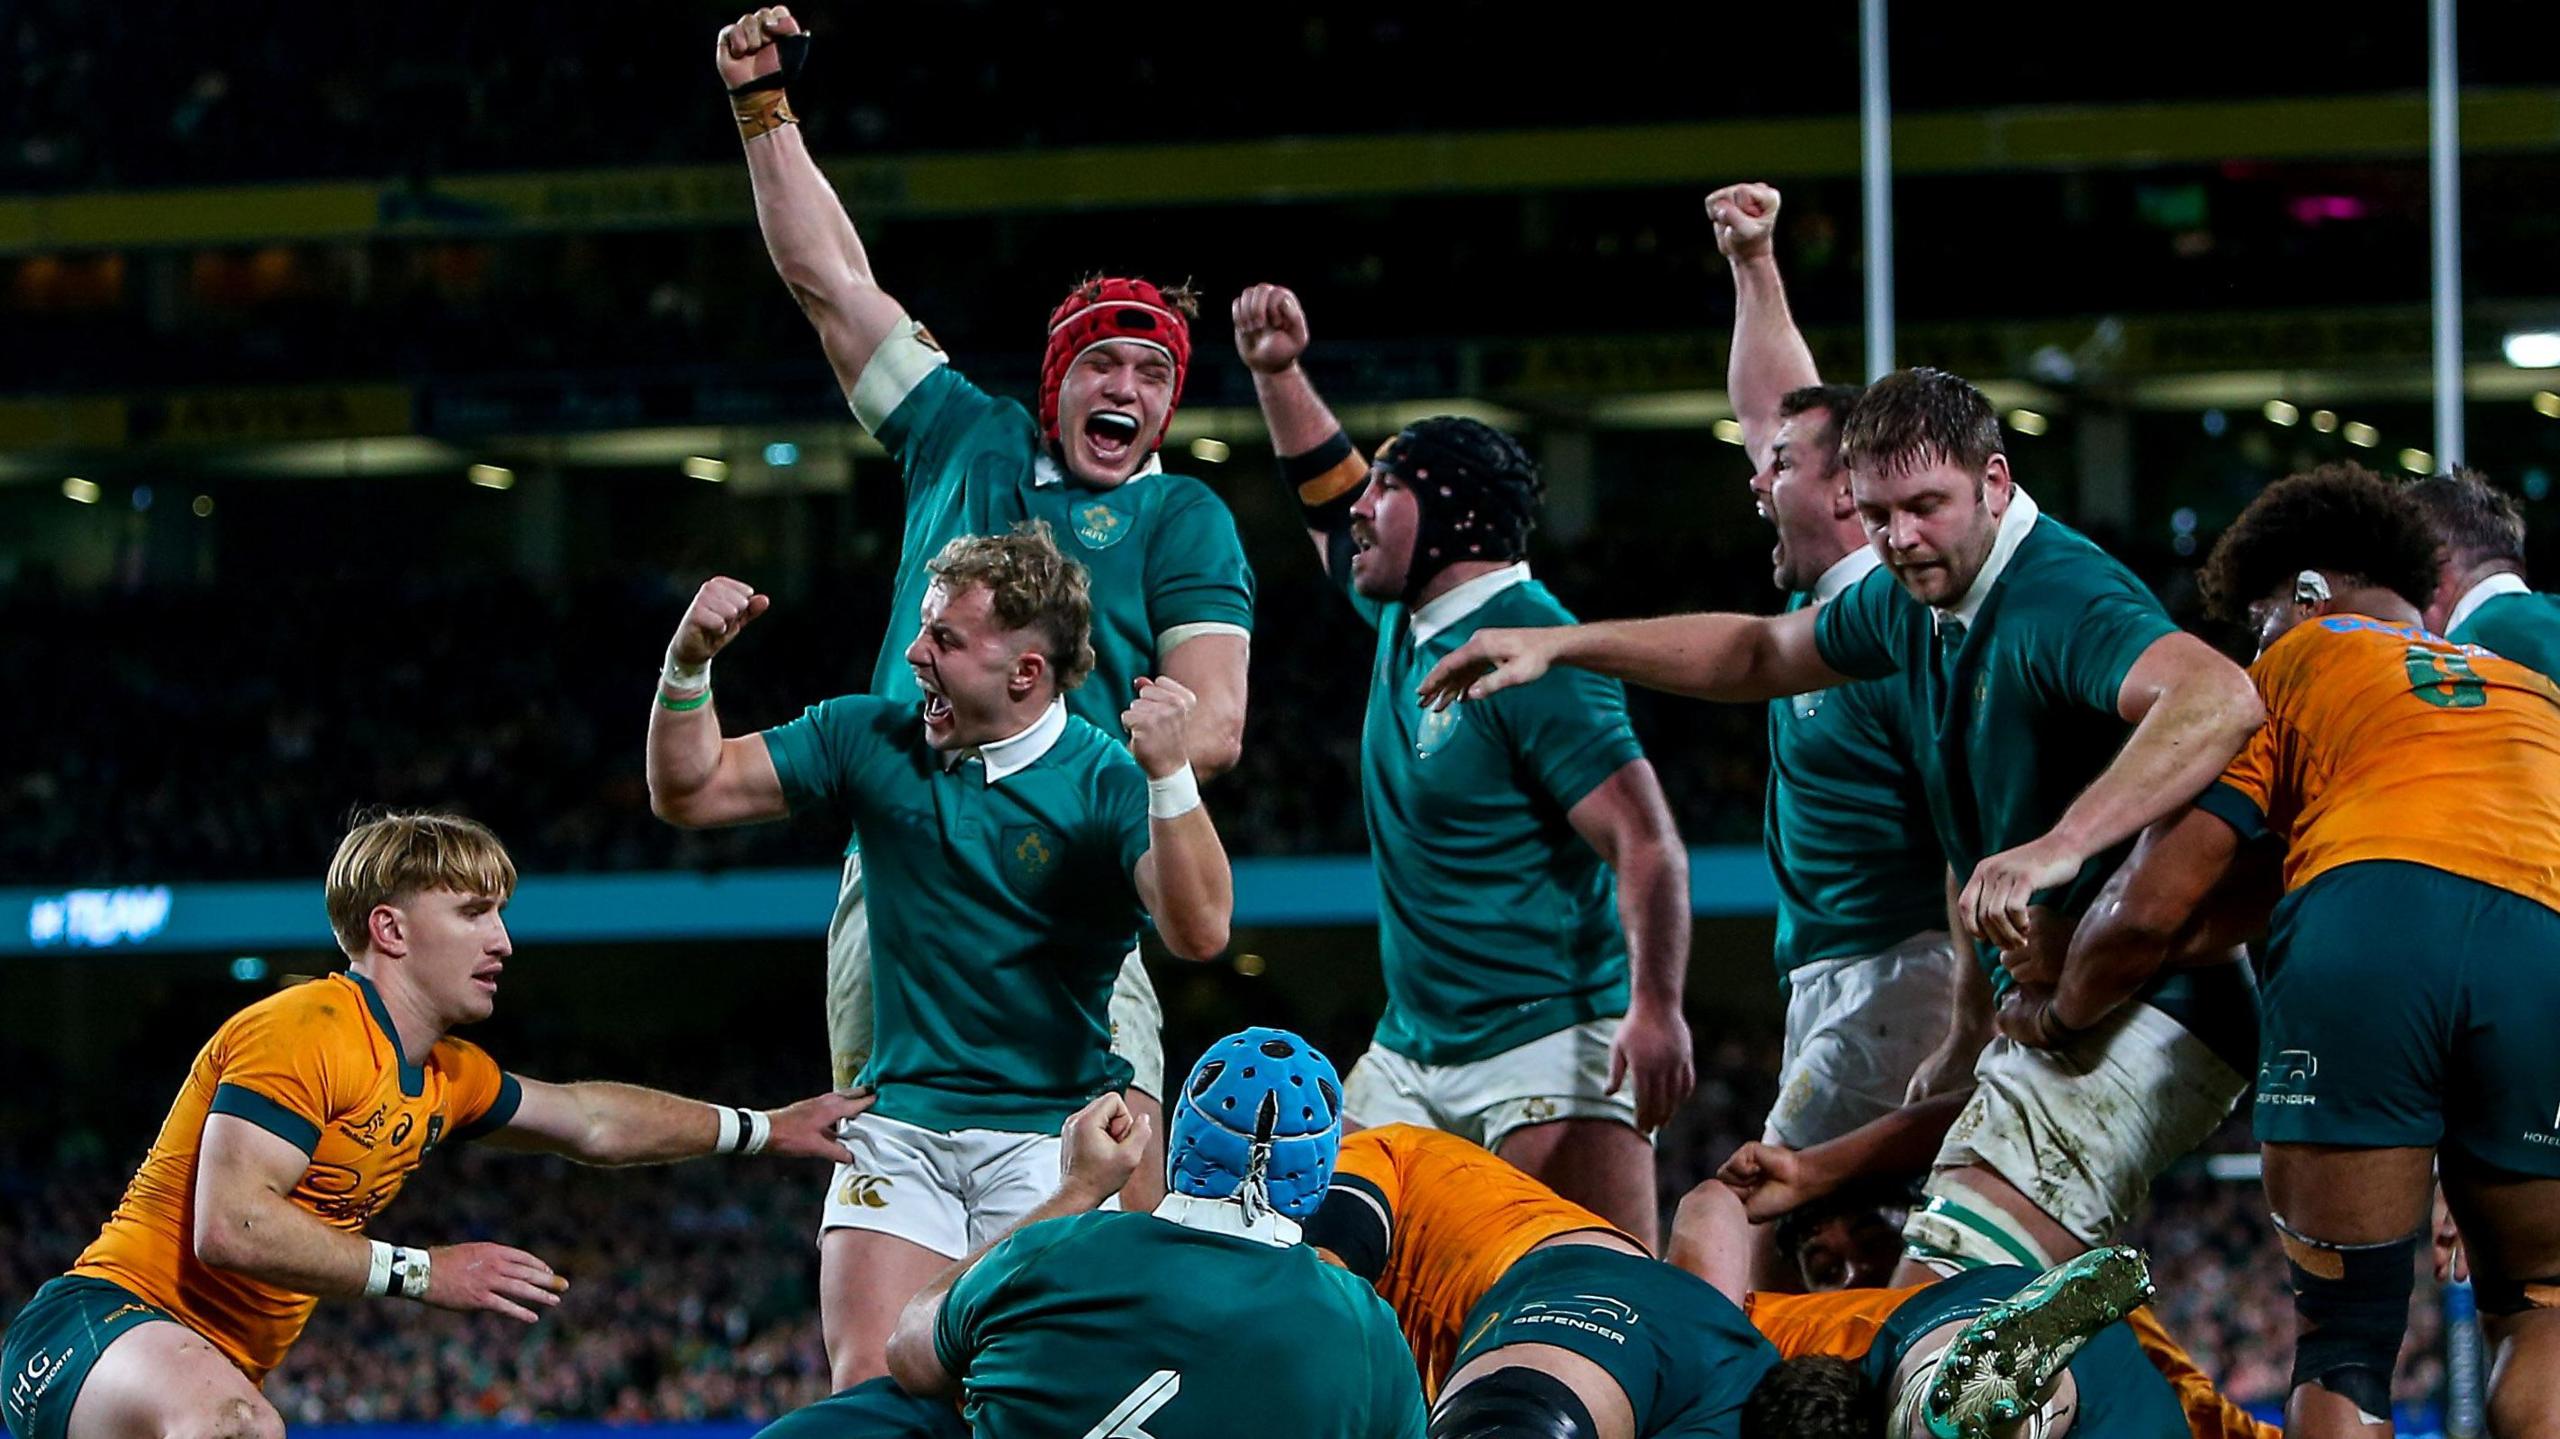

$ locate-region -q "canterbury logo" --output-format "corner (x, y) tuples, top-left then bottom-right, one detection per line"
(835, 1173), (894, 1208)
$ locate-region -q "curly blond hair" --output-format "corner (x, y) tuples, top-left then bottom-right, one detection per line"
(926, 521), (1098, 691)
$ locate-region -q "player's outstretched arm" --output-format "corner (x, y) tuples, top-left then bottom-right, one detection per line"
(1567, 760), (1695, 1133)
(1711, 1095), (1969, 1225)
(483, 1078), (869, 1167)
(1706, 183), (1822, 469)
(1417, 604), (1846, 710)
(719, 8), (907, 397)
(1958, 632), (2263, 951)
(884, 1094), (1149, 1398)
(194, 1116), (566, 1322)
(1905, 885), (1992, 1104)
(1234, 284), (1364, 572)
(1665, 1177), (1757, 1304)
(2000, 806), (2248, 1049)
(1124, 676), (1234, 960)
(647, 577), (791, 827)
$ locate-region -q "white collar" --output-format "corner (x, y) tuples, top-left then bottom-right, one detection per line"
(1935, 484), (2042, 632)
(2448, 572), (2530, 633)
(1033, 451), (1163, 489)
(1411, 563), (1533, 645)
(1809, 545), (1884, 605)
(1151, 1192), (1302, 1248)
(941, 699), (1067, 783)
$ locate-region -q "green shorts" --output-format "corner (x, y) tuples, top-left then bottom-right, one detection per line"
(1450, 1245), (1776, 1438)
(2258, 860), (2560, 1176)
(750, 1378), (967, 1439)
(2, 1277), (181, 1439)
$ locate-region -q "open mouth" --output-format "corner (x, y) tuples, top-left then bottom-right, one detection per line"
(917, 674), (953, 728)
(1082, 411), (1140, 465)
(471, 966), (501, 995)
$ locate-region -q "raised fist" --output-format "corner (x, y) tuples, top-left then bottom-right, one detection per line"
(1705, 183), (1781, 262)
(1231, 284), (1311, 376)
(1122, 675), (1198, 781)
(715, 7), (803, 92)
(671, 577), (771, 668)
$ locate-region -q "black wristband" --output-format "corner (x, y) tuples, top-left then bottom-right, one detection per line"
(1279, 430), (1356, 487)
(729, 32), (812, 95)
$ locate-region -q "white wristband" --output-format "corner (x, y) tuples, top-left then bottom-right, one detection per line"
(661, 646), (711, 696)
(1147, 763), (1202, 820)
(391, 1245), (431, 1300)
(367, 1240), (430, 1300)
(711, 1105), (769, 1156)
(365, 1238), (395, 1297)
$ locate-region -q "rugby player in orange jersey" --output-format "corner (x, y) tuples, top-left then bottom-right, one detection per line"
(1302, 1124), (2164, 1439)
(2015, 463), (2560, 1439)
(2, 813), (865, 1439)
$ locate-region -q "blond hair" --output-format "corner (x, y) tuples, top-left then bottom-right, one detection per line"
(926, 521), (1098, 692)
(324, 810), (518, 956)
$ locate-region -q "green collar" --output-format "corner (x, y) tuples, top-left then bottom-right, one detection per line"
(346, 969), (426, 1098)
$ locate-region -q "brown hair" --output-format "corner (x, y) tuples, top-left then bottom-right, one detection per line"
(926, 520), (1099, 692)
(324, 810), (517, 956)
(1742, 1355), (1872, 1439)
(1837, 367), (2004, 483)
(1776, 382), (1867, 470)
(2200, 463), (2444, 625)
(2404, 467), (2526, 571)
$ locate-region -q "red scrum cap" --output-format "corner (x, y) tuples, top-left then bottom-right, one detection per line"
(1038, 277), (1194, 448)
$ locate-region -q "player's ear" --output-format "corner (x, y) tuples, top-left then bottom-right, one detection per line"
(368, 902), (408, 958)
(1010, 645), (1048, 700)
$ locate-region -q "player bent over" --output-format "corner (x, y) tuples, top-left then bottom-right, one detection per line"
(643, 525), (1236, 1390)
(880, 1029), (1424, 1437)
(1234, 284), (1696, 1247)
(0, 813), (860, 1439)
(2047, 464), (2560, 1439)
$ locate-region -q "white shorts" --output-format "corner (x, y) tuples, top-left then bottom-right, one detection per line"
(1342, 1017), (1640, 1152)
(1908, 1000), (2245, 1258)
(818, 1112), (1116, 1257)
(1763, 932), (1961, 1149)
(824, 850), (1165, 1097)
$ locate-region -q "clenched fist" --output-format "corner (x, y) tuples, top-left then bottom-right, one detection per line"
(1231, 284), (1311, 376)
(1122, 676), (1198, 780)
(1705, 183), (1781, 262)
(670, 577), (771, 668)
(1057, 1092), (1151, 1208)
(715, 7), (803, 92)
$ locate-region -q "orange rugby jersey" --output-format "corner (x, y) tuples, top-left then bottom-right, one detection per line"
(70, 971), (518, 1381)
(1328, 1124), (1631, 1396)
(2207, 615), (2560, 908)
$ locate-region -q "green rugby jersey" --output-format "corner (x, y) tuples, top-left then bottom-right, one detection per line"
(1811, 490), (2177, 968)
(934, 1198), (1425, 1439)
(1766, 550), (1946, 979)
(1347, 566), (1644, 1066)
(2448, 579), (2560, 680)
(856, 324), (1256, 730)
(763, 696), (1145, 1132)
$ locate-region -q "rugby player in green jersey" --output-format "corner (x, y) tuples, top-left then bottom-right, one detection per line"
(646, 526), (1235, 1391)
(682, 1), (1257, 1262)
(1425, 368), (2266, 1285)
(2408, 467), (2560, 676)
(884, 1029), (1424, 1439)
(1232, 284), (1697, 1250)
(1707, 181), (1954, 1290)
